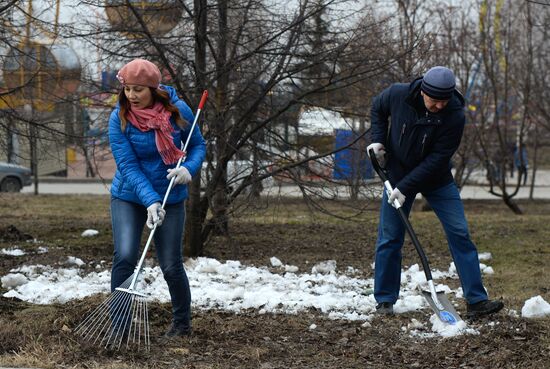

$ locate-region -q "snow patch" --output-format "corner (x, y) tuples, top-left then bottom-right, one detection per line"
(1, 273), (29, 288)
(477, 252), (493, 261)
(66, 256), (85, 267)
(408, 318), (424, 330)
(311, 260), (337, 274)
(1, 248), (26, 256)
(0, 258), (494, 338)
(521, 296), (550, 318)
(81, 229), (99, 237)
(478, 252), (492, 261)
(479, 263), (495, 275)
(284, 265), (299, 273)
(429, 315), (479, 338)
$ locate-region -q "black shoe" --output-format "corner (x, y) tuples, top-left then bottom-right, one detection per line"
(164, 322), (192, 338)
(466, 299), (504, 318)
(375, 302), (394, 315)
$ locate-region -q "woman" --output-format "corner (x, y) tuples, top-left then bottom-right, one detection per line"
(108, 58), (206, 337)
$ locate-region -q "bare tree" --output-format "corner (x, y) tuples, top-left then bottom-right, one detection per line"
(6, 0), (549, 247)
(471, 0), (549, 214)
(527, 0), (550, 200)
(430, 4), (482, 189)
(41, 0), (387, 255)
(1, 0), (84, 195)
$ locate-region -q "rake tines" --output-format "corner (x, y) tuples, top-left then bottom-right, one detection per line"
(75, 275), (150, 351)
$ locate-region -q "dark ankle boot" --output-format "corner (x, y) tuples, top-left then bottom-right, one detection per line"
(164, 321), (192, 338)
(466, 299), (504, 318)
(375, 302), (394, 315)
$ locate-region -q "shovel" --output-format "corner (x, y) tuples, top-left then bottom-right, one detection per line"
(368, 149), (462, 325)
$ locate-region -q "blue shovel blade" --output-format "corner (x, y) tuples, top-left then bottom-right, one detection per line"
(421, 290), (463, 325)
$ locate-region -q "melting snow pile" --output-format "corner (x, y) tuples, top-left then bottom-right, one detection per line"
(81, 229), (99, 237)
(1, 248), (26, 256)
(478, 252), (492, 261)
(1, 246), (48, 256)
(521, 296), (550, 318)
(406, 315), (479, 338)
(1, 256), (500, 337)
(428, 314), (478, 337)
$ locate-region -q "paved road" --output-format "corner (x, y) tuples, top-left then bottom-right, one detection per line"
(21, 180), (550, 199)
(22, 182), (112, 195)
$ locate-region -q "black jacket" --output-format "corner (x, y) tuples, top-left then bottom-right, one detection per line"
(370, 77), (466, 197)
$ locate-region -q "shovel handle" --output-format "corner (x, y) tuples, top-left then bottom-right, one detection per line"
(368, 148), (387, 181)
(368, 149), (401, 209)
(368, 148), (434, 282)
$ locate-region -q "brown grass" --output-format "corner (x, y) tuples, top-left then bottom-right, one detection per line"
(0, 193), (549, 368)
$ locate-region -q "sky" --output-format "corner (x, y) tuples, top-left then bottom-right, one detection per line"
(5, 0), (472, 81)
(2, 234), (549, 339)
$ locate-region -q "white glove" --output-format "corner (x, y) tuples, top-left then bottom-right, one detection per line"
(167, 166), (192, 185)
(388, 188), (406, 208)
(367, 143), (386, 166)
(146, 202), (166, 229)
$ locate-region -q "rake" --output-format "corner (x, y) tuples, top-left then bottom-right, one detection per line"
(75, 90), (208, 351)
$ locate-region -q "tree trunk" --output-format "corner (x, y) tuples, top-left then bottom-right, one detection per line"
(529, 123), (538, 201)
(208, 0), (230, 236)
(185, 178), (205, 256)
(250, 142), (262, 198)
(503, 194), (523, 215)
(350, 119), (366, 201)
(6, 118), (16, 163)
(83, 145), (95, 178)
(29, 121), (39, 195)
(211, 177), (229, 235)
(185, 0), (208, 257)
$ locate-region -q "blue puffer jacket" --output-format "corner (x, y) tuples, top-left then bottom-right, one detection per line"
(109, 85), (206, 208)
(370, 77), (465, 197)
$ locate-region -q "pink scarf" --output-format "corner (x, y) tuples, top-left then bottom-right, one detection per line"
(126, 102), (184, 165)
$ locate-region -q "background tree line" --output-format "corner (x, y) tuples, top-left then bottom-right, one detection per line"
(0, 0), (549, 255)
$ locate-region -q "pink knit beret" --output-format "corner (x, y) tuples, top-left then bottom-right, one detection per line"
(116, 59), (161, 88)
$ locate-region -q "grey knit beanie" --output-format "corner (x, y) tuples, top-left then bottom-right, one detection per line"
(421, 66), (456, 100)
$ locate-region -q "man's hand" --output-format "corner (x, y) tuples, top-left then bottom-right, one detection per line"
(388, 188), (406, 208)
(167, 166), (192, 185)
(367, 143), (386, 166)
(146, 202), (166, 229)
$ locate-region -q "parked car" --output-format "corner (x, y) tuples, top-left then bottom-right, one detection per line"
(0, 162), (32, 192)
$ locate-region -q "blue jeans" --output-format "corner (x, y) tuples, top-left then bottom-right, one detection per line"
(110, 197), (191, 329)
(374, 182), (487, 305)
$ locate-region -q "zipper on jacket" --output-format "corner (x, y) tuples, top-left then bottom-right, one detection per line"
(420, 133), (427, 157)
(399, 123), (407, 146)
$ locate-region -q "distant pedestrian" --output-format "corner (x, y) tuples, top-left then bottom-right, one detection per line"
(514, 145), (528, 186)
(367, 66), (504, 317)
(109, 58), (206, 338)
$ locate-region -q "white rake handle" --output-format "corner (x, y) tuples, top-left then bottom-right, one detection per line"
(128, 90), (208, 290)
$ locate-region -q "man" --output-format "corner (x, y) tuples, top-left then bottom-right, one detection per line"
(368, 66), (504, 318)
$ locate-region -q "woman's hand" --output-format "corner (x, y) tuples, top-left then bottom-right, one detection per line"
(146, 202), (166, 229)
(167, 166), (192, 185)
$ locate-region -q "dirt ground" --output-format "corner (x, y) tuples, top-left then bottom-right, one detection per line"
(0, 194), (549, 368)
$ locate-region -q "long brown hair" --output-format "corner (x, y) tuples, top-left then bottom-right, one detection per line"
(118, 87), (188, 131)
